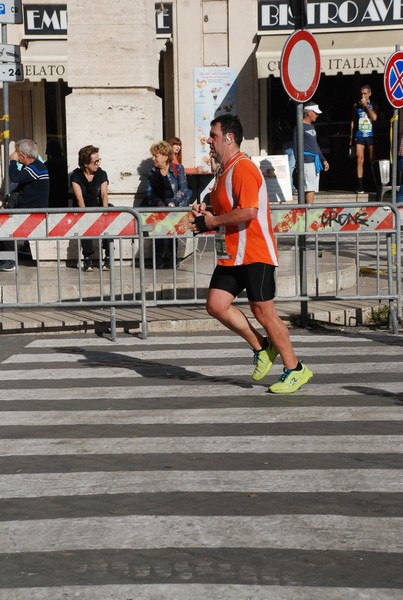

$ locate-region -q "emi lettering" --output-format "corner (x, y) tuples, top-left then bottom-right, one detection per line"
(25, 9), (67, 31)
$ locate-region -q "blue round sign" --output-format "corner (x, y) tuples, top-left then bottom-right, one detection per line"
(384, 51), (403, 109)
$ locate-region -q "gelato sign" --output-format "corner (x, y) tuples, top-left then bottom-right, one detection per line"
(258, 0), (403, 31)
(24, 62), (66, 80)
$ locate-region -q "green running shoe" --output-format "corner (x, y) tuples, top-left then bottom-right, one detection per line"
(269, 363), (313, 394)
(252, 342), (279, 381)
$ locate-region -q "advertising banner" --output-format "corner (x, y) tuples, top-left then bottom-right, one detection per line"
(251, 155), (292, 203)
(194, 66), (237, 171)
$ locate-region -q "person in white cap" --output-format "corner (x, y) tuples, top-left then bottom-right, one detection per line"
(294, 102), (329, 204)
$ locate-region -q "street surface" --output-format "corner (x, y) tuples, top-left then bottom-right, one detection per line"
(0, 328), (402, 599)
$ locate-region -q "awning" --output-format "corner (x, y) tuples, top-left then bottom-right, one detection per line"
(21, 40), (67, 82)
(256, 30), (398, 78)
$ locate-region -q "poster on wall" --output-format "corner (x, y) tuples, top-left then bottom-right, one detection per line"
(194, 66), (237, 171)
(251, 155), (292, 203)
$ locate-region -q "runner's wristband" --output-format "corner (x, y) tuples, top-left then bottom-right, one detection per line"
(194, 215), (209, 233)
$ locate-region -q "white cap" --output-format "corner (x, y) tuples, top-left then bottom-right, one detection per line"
(304, 104), (322, 114)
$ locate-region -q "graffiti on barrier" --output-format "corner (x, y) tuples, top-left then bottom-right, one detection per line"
(320, 209), (369, 228)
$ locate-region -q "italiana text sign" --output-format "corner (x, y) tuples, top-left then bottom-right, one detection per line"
(0, 0), (22, 24)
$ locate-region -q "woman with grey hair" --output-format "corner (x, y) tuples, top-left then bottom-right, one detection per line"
(144, 140), (192, 268)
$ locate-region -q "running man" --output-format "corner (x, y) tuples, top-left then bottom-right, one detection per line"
(190, 114), (313, 393)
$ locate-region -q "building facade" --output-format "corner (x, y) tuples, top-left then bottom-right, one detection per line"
(1, 0), (402, 205)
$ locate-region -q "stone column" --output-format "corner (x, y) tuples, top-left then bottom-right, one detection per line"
(65, 0), (161, 206)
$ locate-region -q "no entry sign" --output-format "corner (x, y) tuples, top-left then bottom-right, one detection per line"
(281, 29), (321, 102)
(384, 51), (403, 109)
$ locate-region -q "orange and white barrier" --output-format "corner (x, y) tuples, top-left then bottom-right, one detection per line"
(0, 204), (399, 242)
(0, 210), (137, 240)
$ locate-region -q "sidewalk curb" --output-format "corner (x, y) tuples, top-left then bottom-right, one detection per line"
(0, 301), (388, 336)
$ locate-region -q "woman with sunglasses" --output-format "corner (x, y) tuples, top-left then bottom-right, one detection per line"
(71, 145), (110, 271)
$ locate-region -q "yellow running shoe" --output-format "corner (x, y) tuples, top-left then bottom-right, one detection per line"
(269, 363), (313, 394)
(252, 342), (279, 381)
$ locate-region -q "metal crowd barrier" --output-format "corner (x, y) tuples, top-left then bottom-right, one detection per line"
(0, 207), (148, 340)
(0, 202), (401, 339)
(270, 202), (402, 333)
(138, 202), (402, 333)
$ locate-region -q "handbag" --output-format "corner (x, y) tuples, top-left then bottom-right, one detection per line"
(3, 191), (19, 208)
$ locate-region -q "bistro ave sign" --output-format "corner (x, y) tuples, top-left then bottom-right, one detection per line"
(258, 0), (403, 31)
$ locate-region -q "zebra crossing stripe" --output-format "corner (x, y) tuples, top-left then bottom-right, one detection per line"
(1, 435), (402, 456)
(8, 346), (387, 363)
(24, 334), (373, 347)
(1, 514), (402, 553)
(1, 406), (402, 425)
(0, 469), (401, 498)
(0, 360), (401, 381)
(0, 584), (401, 600)
(0, 381), (402, 401)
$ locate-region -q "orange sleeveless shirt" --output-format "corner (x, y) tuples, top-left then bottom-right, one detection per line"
(210, 153), (278, 267)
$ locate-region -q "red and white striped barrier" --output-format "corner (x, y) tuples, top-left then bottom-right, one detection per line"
(0, 212), (47, 239)
(0, 205), (399, 240)
(0, 211), (137, 239)
(47, 212), (136, 237)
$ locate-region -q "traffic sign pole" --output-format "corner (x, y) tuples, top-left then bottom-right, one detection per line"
(280, 28), (321, 329)
(280, 29), (321, 206)
(391, 108), (398, 205)
(0, 2), (24, 200)
(384, 47), (403, 205)
(1, 23), (10, 198)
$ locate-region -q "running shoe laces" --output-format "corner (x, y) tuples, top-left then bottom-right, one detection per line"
(268, 363), (313, 394)
(279, 367), (292, 382)
(252, 342), (279, 381)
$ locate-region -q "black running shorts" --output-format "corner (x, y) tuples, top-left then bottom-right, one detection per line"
(355, 136), (374, 147)
(209, 263), (276, 302)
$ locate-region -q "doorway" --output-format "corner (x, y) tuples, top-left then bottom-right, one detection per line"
(268, 72), (393, 193)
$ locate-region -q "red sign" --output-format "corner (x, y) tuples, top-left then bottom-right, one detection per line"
(281, 30), (321, 102)
(384, 51), (403, 109)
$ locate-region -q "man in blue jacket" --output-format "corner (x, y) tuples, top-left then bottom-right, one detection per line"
(0, 139), (49, 271)
(294, 103), (329, 204)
